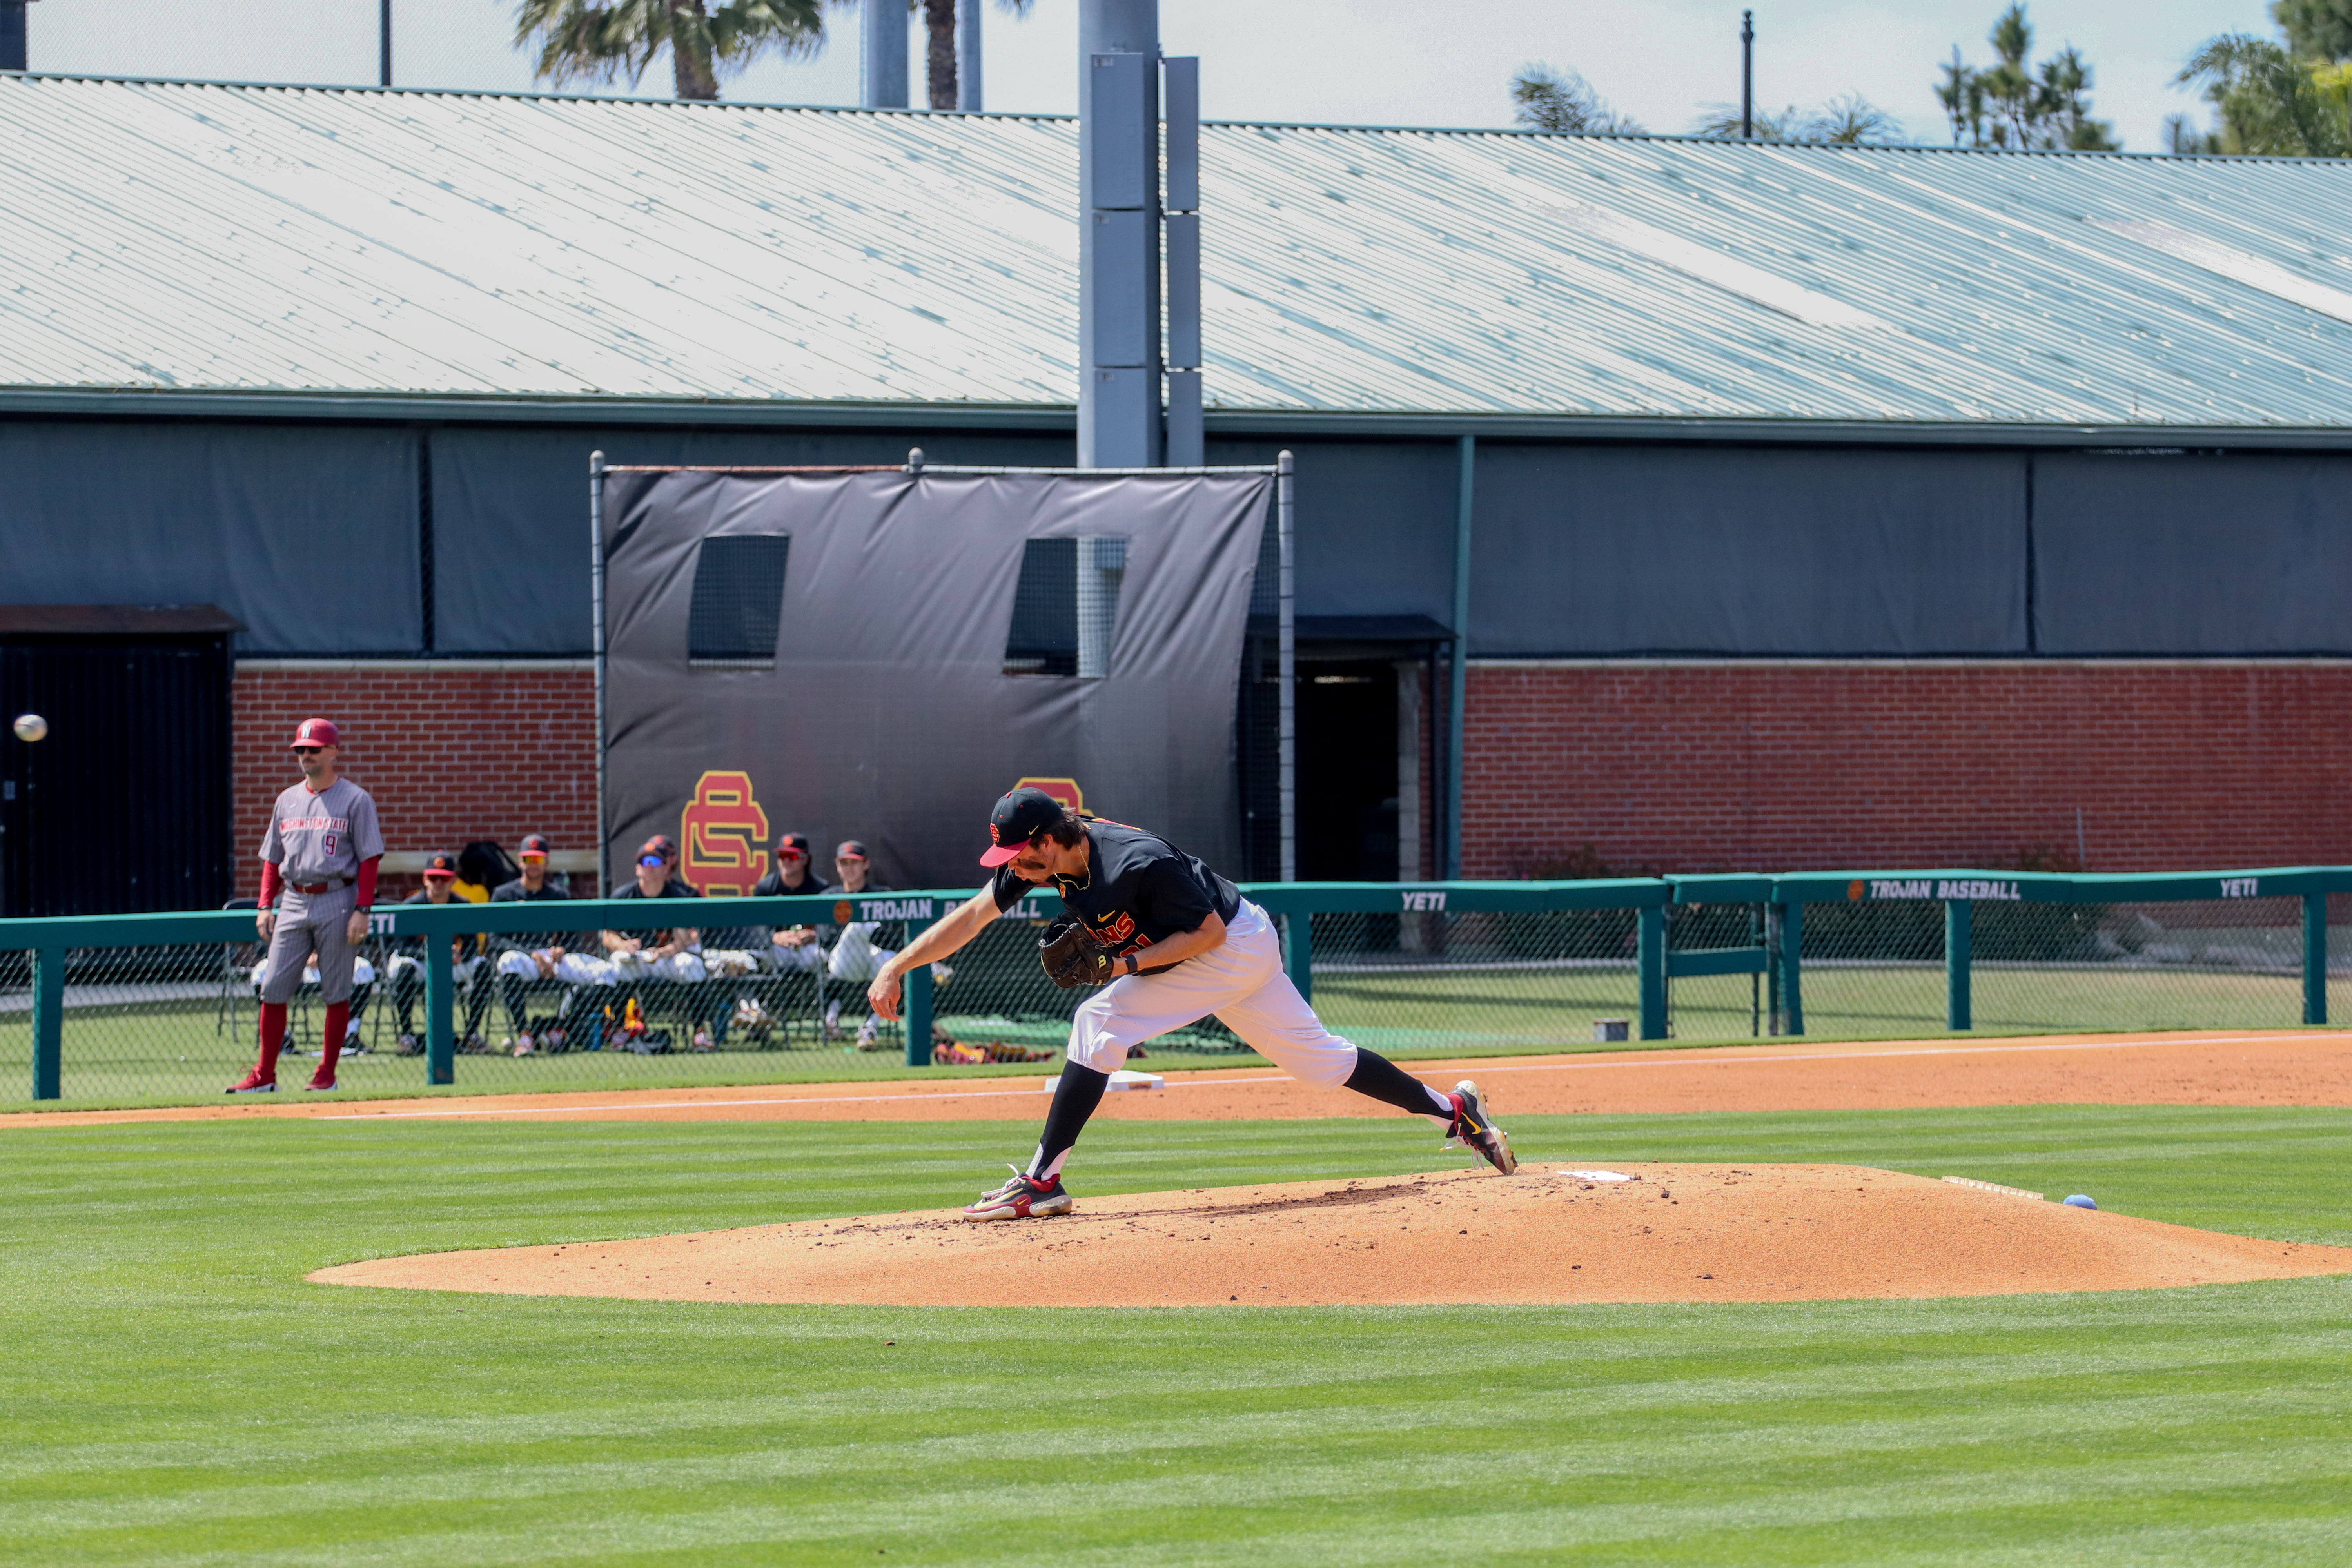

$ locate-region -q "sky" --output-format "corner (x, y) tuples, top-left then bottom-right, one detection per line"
(23, 0), (2281, 152)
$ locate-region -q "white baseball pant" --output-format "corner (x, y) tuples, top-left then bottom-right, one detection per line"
(494, 949), (613, 986)
(767, 935), (827, 973)
(599, 949), (706, 984)
(1066, 900), (1357, 1088)
(385, 953), (480, 989)
(828, 925), (896, 982)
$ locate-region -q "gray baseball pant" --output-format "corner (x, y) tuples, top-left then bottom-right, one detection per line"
(258, 884), (361, 1005)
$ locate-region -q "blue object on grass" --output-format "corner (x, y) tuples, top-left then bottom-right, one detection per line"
(2064, 1194), (2098, 1210)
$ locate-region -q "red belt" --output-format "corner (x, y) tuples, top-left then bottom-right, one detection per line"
(289, 879), (348, 895)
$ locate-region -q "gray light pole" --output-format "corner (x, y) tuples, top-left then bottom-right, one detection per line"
(2, 0), (31, 73)
(1077, 0), (1160, 467)
(957, 0), (983, 110)
(863, 0), (908, 108)
(379, 0), (392, 86)
(1741, 10), (1754, 139)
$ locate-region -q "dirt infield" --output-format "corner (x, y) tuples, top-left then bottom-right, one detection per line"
(312, 1162), (2352, 1307)
(16, 1029), (2351, 1129)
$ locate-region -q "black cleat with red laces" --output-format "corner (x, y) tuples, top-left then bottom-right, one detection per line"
(1445, 1079), (1517, 1174)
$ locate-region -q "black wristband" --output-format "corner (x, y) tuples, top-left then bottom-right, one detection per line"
(1122, 953), (1138, 975)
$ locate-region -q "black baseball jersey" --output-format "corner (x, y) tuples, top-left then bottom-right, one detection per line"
(989, 821), (1241, 964)
(490, 877), (570, 952)
(394, 889), (488, 960)
(728, 867), (836, 949)
(607, 878), (702, 946)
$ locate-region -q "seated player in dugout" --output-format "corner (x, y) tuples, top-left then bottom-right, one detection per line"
(866, 787), (1517, 1221)
(752, 831), (831, 972)
(489, 833), (594, 1053)
(599, 835), (705, 982)
(385, 851), (497, 1053)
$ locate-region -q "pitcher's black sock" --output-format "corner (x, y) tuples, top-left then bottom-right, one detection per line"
(1343, 1048), (1456, 1122)
(1026, 1062), (1110, 1182)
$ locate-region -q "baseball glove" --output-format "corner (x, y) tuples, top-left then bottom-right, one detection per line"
(1038, 916), (1117, 989)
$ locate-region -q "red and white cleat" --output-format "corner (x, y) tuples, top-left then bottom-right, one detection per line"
(225, 1071), (278, 1095)
(962, 1166), (1074, 1222)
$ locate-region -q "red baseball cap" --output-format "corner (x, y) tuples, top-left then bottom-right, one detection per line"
(289, 717), (340, 749)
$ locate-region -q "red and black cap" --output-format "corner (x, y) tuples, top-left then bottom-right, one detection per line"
(518, 833), (552, 859)
(422, 852), (459, 879)
(775, 832), (813, 860)
(980, 786), (1066, 867)
(834, 839), (869, 862)
(635, 834), (676, 868)
(289, 717), (340, 750)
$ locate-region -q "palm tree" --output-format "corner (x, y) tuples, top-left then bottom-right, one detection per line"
(1804, 95), (1903, 144)
(515, 0), (824, 102)
(921, 0), (1036, 111)
(1936, 47), (1988, 144)
(1510, 65), (1644, 134)
(1689, 96), (1897, 144)
(2177, 33), (2351, 156)
(1934, 5), (2118, 150)
(2275, 0), (2352, 61)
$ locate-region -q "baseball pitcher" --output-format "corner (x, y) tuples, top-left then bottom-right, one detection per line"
(868, 786), (1516, 1221)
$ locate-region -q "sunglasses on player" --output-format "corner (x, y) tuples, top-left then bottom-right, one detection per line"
(293, 746), (325, 756)
(637, 854), (666, 869)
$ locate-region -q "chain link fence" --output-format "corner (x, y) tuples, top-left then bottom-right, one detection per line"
(1663, 894), (2325, 1042)
(2, 875), (2344, 1107)
(1305, 908), (1639, 1056)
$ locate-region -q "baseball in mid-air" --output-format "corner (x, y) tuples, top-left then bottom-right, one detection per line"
(12, 713), (48, 743)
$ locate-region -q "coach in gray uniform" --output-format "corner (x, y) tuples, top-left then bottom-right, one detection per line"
(228, 718), (385, 1094)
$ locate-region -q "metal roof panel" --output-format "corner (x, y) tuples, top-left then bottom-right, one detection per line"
(3, 75), (2350, 430)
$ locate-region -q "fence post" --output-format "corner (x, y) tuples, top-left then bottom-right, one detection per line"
(904, 962), (934, 1066)
(31, 944), (63, 1100)
(1284, 911), (1313, 1004)
(1945, 899), (1973, 1032)
(425, 935), (455, 1085)
(1636, 905), (1666, 1039)
(1780, 900), (1804, 1035)
(2305, 892), (2328, 1026)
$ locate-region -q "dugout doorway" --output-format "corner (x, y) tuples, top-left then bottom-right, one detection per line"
(1237, 615), (1448, 885)
(0, 606), (237, 918)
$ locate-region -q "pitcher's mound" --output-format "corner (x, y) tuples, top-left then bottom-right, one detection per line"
(311, 1163), (2352, 1307)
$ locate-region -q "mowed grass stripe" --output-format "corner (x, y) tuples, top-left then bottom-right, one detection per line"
(0, 1109), (2347, 1564)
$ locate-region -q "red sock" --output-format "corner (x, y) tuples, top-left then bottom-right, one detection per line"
(257, 1002), (288, 1082)
(316, 1002), (348, 1083)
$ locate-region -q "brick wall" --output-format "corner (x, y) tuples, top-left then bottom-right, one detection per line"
(232, 659), (2352, 898)
(233, 664), (597, 900)
(1458, 662), (2352, 878)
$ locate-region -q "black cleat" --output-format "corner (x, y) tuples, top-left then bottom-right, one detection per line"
(1445, 1080), (1517, 1175)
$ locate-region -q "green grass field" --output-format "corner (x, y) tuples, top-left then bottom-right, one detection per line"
(2, 962), (2339, 1109)
(3, 1103), (2348, 1563)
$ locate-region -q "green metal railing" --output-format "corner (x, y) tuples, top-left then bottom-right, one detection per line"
(0, 867), (2342, 1102)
